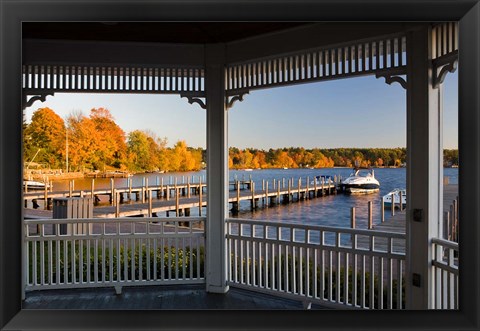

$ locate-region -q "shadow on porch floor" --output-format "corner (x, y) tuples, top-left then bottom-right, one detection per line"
(23, 284), (328, 310)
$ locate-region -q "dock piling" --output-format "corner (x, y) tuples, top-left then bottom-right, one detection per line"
(351, 207), (356, 228)
(368, 201), (373, 229)
(391, 193), (395, 216)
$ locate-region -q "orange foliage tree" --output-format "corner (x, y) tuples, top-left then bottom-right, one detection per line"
(24, 107), (66, 168)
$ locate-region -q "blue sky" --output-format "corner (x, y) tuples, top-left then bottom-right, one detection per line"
(24, 71), (458, 150)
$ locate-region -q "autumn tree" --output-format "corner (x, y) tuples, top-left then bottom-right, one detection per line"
(24, 107), (66, 168)
(66, 112), (99, 171)
(88, 108), (127, 169)
(168, 140), (202, 172)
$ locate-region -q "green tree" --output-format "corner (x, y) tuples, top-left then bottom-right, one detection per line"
(127, 130), (151, 171)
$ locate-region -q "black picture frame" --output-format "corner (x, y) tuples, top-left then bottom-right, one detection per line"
(1, 1), (479, 330)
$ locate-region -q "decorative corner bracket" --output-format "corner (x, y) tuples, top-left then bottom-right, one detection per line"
(180, 93), (206, 110)
(226, 90), (249, 110)
(375, 73), (407, 90)
(432, 52), (458, 88)
(22, 93), (54, 110)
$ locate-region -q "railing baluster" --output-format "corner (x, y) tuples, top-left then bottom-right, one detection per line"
(361, 254), (366, 308)
(33, 240), (38, 285)
(397, 259), (403, 309)
(344, 250), (349, 305)
(336, 233), (341, 303)
(270, 240), (275, 290)
(139, 237), (143, 281)
(79, 239), (84, 284)
(370, 237), (375, 309)
(72, 238), (76, 284)
(116, 225), (121, 283)
(108, 239), (113, 283)
(379, 257), (384, 309)
(48, 239), (53, 285)
(353, 245), (358, 307)
(240, 225), (244, 284)
(54, 238), (60, 285)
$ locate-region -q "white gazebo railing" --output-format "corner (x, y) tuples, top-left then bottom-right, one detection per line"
(23, 217), (205, 293)
(226, 218), (406, 309)
(23, 216), (459, 310)
(432, 237), (459, 309)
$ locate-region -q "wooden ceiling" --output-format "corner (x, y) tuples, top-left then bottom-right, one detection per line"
(22, 22), (310, 44)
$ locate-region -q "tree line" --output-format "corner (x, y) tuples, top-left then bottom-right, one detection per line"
(23, 107), (459, 173)
(23, 107), (203, 173)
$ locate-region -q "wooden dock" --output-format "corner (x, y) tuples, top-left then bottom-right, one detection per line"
(355, 184), (459, 253)
(24, 177), (339, 219)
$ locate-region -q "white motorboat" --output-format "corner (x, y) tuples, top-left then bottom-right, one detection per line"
(340, 168), (380, 194)
(23, 180), (51, 190)
(382, 188), (406, 208)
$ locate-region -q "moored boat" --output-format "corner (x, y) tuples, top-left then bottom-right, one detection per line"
(382, 188), (407, 208)
(23, 180), (51, 190)
(340, 168), (380, 194)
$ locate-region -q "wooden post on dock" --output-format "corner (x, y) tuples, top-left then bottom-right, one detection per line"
(198, 177), (202, 216)
(110, 178), (114, 205)
(381, 199), (385, 223)
(265, 181), (269, 207)
(145, 177), (149, 201)
(115, 192), (120, 217)
(175, 187), (180, 216)
(251, 182), (255, 210)
(128, 178), (132, 200)
(44, 184), (48, 210)
(273, 179), (276, 190)
(141, 177), (146, 203)
(69, 180), (73, 197)
(306, 177), (309, 199)
(236, 180), (240, 209)
(351, 207), (356, 228)
(187, 177), (191, 198)
(399, 191), (403, 211)
(71, 180), (75, 192)
(282, 178), (285, 188)
(287, 179), (291, 203)
(91, 179), (95, 198)
(160, 177), (164, 198)
(314, 178), (317, 197)
(166, 185), (170, 201)
(321, 178), (325, 196)
(298, 178), (301, 201)
(368, 201), (373, 229)
(174, 177), (178, 198)
(148, 190), (152, 217)
(391, 193), (395, 216)
(277, 180), (280, 204)
(262, 179), (265, 191)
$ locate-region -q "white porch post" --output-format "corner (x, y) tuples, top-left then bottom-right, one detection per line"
(205, 44), (229, 293)
(405, 27), (443, 309)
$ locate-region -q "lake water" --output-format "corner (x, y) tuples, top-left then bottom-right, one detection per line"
(50, 167), (458, 230)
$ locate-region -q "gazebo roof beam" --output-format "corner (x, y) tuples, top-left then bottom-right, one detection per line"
(22, 39), (205, 68)
(225, 22), (419, 65)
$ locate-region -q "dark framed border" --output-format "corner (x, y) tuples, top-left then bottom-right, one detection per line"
(1, 1), (479, 330)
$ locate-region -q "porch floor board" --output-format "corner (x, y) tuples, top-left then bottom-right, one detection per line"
(23, 284), (327, 310)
